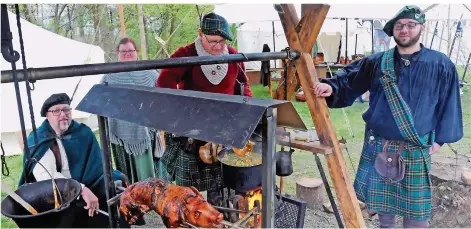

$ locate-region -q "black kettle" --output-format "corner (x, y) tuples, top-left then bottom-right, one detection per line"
(276, 147), (294, 177)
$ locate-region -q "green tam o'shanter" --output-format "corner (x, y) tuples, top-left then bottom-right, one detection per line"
(200, 13), (233, 41)
(383, 5), (426, 36)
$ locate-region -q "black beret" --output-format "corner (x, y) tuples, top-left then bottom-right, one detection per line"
(41, 93), (71, 117)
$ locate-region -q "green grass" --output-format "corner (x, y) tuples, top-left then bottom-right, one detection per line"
(1, 68), (469, 227)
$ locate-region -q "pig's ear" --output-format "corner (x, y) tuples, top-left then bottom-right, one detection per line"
(189, 186), (201, 195)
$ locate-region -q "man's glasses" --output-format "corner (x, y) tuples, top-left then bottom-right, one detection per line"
(119, 50), (136, 54)
(48, 108), (72, 116)
(394, 22), (419, 30)
(203, 34), (226, 47)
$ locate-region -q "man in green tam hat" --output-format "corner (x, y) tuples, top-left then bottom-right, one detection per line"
(312, 5), (463, 228)
(156, 12), (253, 200)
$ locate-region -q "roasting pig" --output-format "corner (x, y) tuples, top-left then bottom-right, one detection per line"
(119, 178), (224, 228)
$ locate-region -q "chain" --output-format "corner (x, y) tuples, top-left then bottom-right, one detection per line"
(15, 4), (38, 146)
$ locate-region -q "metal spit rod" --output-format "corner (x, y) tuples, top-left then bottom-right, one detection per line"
(1, 51), (300, 83)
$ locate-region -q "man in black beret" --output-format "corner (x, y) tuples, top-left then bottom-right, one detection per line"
(19, 93), (128, 227)
(313, 5), (463, 228)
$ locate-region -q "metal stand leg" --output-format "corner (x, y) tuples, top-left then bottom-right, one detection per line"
(98, 116), (119, 228)
(262, 108), (277, 228)
(314, 154), (344, 228)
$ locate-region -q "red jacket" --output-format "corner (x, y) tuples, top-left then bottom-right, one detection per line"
(157, 43), (253, 97)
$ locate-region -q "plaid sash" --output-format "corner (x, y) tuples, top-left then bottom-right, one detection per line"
(380, 48), (434, 148)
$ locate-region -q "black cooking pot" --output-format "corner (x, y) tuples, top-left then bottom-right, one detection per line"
(1, 178), (82, 228)
(218, 147), (262, 192)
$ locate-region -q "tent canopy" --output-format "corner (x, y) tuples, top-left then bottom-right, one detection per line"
(1, 11), (105, 133)
(216, 4), (471, 69)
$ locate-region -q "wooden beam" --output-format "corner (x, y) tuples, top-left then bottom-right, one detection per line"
(277, 4), (366, 228)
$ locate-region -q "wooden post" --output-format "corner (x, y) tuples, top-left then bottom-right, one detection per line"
(277, 4), (366, 228)
(118, 4), (126, 38)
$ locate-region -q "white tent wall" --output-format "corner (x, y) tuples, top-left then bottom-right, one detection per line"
(1, 11), (105, 155)
(232, 18), (372, 70)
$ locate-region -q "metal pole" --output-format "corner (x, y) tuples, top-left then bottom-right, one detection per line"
(262, 107), (277, 228)
(354, 34), (357, 57)
(1, 4), (31, 162)
(455, 37), (462, 66)
(345, 18), (348, 62)
(98, 116), (119, 228)
(462, 52), (471, 82)
(272, 21), (276, 68)
(439, 20), (445, 53)
(430, 21), (439, 49)
(371, 20), (374, 54)
(1, 51), (300, 83)
(315, 154), (344, 228)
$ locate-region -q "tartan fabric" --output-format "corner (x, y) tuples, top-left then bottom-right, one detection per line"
(380, 48), (434, 148)
(159, 133), (222, 191)
(200, 13), (233, 41)
(354, 129), (432, 220)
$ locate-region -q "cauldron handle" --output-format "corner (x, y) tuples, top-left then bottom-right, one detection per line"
(28, 158), (65, 207)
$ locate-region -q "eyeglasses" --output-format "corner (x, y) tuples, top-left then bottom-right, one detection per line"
(119, 50), (136, 54)
(48, 108), (72, 116)
(203, 34), (226, 47)
(394, 22), (419, 30)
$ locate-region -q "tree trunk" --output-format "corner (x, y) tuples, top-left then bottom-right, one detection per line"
(118, 4), (126, 38)
(137, 4), (147, 60)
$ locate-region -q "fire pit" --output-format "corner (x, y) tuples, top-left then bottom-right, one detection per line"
(208, 182), (307, 228)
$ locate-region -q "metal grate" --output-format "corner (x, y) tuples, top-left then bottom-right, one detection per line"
(274, 193), (307, 228)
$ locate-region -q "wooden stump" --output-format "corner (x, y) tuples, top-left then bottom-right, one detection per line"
(296, 177), (324, 210)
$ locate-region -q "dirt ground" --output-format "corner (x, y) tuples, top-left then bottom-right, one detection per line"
(133, 154), (471, 228)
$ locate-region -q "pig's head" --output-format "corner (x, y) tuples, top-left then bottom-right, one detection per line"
(180, 186), (224, 228)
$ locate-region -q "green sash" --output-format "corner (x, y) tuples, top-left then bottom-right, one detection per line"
(380, 48), (434, 147)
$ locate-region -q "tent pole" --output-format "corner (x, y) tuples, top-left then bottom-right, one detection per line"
(272, 21), (276, 68)
(345, 18), (348, 62)
(371, 20), (374, 54)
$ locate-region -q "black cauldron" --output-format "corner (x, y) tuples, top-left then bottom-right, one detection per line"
(1, 178), (82, 228)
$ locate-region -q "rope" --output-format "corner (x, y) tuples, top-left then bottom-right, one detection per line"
(152, 7), (194, 59)
(316, 37), (357, 174)
(316, 39), (355, 138)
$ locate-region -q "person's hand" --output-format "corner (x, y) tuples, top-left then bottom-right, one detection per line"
(81, 186), (99, 217)
(313, 83), (333, 97)
(429, 142), (441, 155)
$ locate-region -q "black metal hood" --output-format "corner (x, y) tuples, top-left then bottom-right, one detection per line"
(76, 84), (306, 148)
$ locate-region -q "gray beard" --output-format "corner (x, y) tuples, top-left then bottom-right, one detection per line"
(394, 30), (422, 48)
(58, 120), (70, 132)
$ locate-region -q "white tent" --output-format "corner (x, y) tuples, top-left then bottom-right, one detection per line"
(216, 4), (471, 69)
(1, 11), (105, 155)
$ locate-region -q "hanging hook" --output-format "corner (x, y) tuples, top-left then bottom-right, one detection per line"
(1, 142), (10, 176)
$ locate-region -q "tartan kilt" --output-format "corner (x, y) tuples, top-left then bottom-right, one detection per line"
(159, 133), (222, 191)
(353, 129), (432, 220)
